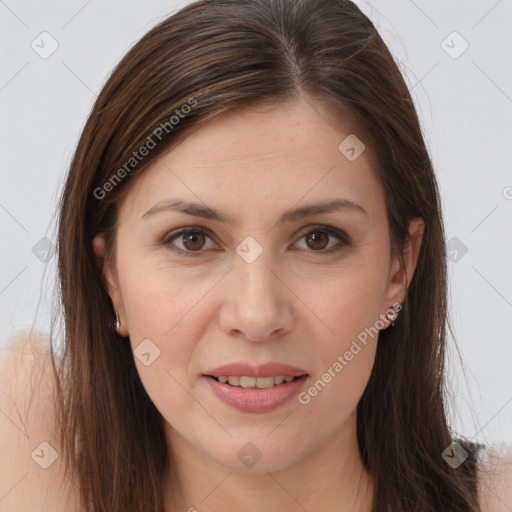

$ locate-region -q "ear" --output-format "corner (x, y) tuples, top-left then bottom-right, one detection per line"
(92, 233), (129, 336)
(382, 217), (425, 315)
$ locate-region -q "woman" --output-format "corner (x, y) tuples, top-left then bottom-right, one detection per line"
(1, 0), (510, 510)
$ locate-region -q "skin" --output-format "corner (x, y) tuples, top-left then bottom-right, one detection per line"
(93, 94), (424, 511)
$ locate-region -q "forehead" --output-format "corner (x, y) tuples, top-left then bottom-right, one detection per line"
(118, 96), (385, 222)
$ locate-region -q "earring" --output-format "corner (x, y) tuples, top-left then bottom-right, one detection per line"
(386, 309), (398, 328)
(109, 313), (121, 335)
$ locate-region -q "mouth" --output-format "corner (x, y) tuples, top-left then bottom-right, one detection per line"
(202, 373), (309, 413)
(205, 374), (305, 389)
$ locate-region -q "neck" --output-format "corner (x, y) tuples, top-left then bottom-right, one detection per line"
(162, 411), (374, 512)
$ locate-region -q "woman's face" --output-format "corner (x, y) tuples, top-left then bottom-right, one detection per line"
(94, 95), (423, 474)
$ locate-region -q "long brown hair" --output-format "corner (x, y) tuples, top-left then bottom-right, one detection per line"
(51, 0), (482, 510)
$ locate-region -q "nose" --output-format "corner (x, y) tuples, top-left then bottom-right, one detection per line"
(218, 253), (294, 343)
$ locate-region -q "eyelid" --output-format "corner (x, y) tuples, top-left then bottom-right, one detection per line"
(162, 224), (351, 257)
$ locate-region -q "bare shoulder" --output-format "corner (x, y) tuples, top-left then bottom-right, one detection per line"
(477, 442), (512, 512)
(0, 329), (83, 511)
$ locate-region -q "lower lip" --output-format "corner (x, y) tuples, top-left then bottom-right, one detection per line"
(203, 375), (309, 413)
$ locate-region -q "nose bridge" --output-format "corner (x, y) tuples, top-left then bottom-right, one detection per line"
(234, 242), (281, 310)
(219, 239), (292, 341)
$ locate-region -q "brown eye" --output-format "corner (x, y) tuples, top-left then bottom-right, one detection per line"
(163, 225), (350, 258)
(294, 226), (350, 255)
(182, 231), (206, 251)
(305, 231), (329, 251)
(164, 228), (216, 255)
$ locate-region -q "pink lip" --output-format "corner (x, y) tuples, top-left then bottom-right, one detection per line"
(204, 362), (308, 378)
(204, 374), (309, 413)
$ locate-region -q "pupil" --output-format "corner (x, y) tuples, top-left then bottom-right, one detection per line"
(184, 232), (204, 250)
(307, 231), (328, 250)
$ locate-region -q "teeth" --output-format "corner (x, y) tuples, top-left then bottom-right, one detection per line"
(240, 376), (257, 388)
(215, 375), (298, 388)
(227, 376), (240, 386)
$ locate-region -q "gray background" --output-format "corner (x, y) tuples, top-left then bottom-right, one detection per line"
(0, 1), (511, 446)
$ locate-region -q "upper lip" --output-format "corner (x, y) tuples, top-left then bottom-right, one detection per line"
(204, 362), (308, 378)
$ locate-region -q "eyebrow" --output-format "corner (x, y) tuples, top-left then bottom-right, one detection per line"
(141, 197), (368, 223)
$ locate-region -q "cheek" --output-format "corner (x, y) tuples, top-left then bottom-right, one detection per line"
(298, 258), (386, 409)
(121, 274), (205, 375)
(118, 246), (214, 339)
(115, 253), (208, 398)
(295, 285), (380, 436)
(311, 256), (388, 345)
(120, 274), (206, 429)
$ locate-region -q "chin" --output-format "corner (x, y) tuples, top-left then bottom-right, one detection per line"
(205, 438), (307, 474)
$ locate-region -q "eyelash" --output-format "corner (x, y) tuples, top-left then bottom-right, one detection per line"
(161, 225), (351, 258)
